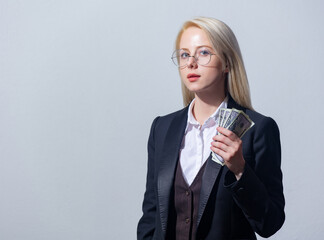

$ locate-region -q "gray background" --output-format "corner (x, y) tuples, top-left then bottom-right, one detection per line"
(1, 0), (323, 239)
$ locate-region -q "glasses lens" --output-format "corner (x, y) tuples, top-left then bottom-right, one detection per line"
(171, 50), (188, 67)
(197, 55), (210, 65)
(196, 50), (212, 66)
(171, 51), (180, 66)
(171, 49), (213, 67)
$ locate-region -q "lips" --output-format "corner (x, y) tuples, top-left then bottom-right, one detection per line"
(187, 73), (201, 82)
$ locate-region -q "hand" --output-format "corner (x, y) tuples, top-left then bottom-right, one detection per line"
(210, 127), (245, 180)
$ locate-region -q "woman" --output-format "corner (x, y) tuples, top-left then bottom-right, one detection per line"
(137, 17), (285, 240)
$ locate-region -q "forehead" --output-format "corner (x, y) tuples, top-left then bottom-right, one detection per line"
(179, 26), (212, 49)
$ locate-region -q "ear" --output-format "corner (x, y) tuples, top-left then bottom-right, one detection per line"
(223, 65), (229, 73)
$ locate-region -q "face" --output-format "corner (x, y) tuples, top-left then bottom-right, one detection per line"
(178, 27), (227, 96)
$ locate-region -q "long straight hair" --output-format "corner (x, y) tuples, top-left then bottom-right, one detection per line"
(175, 17), (253, 109)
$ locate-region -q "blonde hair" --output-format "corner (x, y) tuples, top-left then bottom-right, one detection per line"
(175, 17), (253, 109)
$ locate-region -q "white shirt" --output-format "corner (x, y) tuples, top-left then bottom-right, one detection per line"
(179, 97), (228, 186)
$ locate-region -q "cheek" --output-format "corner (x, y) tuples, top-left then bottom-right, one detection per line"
(205, 69), (219, 79)
(208, 65), (224, 79)
(201, 70), (224, 86)
(179, 69), (187, 83)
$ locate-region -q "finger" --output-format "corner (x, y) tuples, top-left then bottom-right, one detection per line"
(211, 140), (229, 153)
(213, 134), (232, 146)
(217, 127), (239, 141)
(210, 145), (225, 156)
(210, 146), (230, 161)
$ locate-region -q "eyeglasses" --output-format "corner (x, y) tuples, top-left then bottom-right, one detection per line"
(171, 47), (216, 67)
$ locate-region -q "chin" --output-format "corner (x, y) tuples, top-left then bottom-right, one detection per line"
(184, 81), (202, 90)
(185, 83), (209, 93)
(186, 80), (224, 93)
(185, 86), (201, 93)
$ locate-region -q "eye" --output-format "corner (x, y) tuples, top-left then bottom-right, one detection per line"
(180, 52), (190, 59)
(199, 49), (211, 56)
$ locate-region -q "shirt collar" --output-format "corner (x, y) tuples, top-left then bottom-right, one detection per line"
(185, 96), (228, 132)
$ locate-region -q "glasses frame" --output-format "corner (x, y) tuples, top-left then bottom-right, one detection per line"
(171, 48), (217, 67)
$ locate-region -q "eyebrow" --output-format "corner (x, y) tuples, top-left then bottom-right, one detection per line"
(180, 45), (213, 51)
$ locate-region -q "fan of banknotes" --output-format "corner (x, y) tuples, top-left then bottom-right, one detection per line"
(212, 108), (255, 166)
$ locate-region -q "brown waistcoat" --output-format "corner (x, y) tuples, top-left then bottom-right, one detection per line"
(172, 160), (207, 240)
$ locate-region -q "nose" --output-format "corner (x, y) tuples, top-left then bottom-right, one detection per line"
(187, 56), (198, 68)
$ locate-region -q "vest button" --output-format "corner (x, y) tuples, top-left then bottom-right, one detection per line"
(185, 218), (190, 224)
(185, 190), (190, 196)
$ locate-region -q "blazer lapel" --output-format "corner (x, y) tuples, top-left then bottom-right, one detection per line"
(197, 95), (244, 227)
(157, 107), (188, 234)
(197, 155), (223, 226)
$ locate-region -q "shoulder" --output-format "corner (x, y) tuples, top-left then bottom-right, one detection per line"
(245, 109), (279, 135)
(238, 107), (282, 172)
(159, 107), (188, 121)
(242, 108), (281, 156)
(153, 106), (189, 129)
(148, 106), (189, 146)
(228, 95), (279, 132)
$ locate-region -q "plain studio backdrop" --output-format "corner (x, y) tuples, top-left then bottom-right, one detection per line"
(1, 0), (323, 239)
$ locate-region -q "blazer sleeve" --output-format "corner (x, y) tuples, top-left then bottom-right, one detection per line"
(224, 116), (285, 238)
(137, 117), (159, 240)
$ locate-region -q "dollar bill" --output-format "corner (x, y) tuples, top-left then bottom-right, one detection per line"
(213, 108), (255, 165)
(218, 108), (225, 127)
(211, 152), (225, 166)
(222, 109), (231, 127)
(223, 109), (240, 128)
(218, 108), (254, 135)
(226, 111), (255, 138)
(218, 109), (231, 135)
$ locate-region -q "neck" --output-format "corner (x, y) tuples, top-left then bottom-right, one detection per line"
(192, 91), (226, 126)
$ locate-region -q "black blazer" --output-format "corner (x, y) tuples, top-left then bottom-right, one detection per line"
(137, 97), (285, 240)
